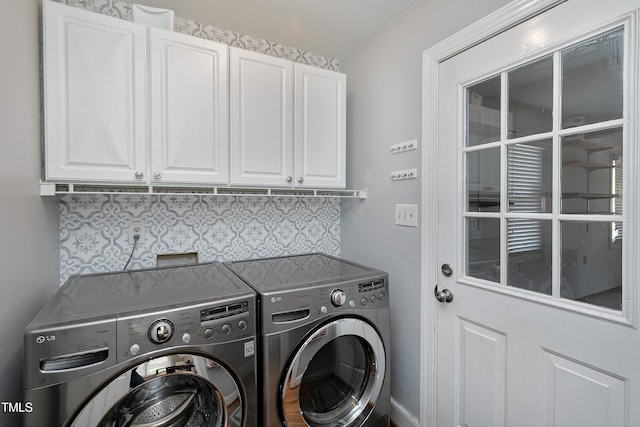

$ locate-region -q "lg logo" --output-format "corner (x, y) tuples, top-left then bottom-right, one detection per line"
(271, 296), (282, 303)
(36, 335), (55, 344)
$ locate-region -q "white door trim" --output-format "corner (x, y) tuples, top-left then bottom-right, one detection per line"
(419, 1), (566, 425)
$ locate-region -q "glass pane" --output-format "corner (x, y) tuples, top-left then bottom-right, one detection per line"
(508, 140), (552, 213)
(467, 76), (501, 147)
(561, 128), (623, 214)
(508, 56), (553, 138)
(467, 217), (500, 282)
(507, 219), (552, 295)
(561, 221), (622, 310)
(467, 147), (500, 212)
(562, 27), (623, 128)
(299, 336), (369, 422)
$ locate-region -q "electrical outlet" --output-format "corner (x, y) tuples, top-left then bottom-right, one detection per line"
(395, 204), (418, 227)
(129, 221), (144, 245)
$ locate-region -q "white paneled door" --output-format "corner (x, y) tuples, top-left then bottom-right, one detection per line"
(435, 1), (640, 426)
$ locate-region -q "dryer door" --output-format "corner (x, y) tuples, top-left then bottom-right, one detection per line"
(69, 353), (244, 427)
(280, 318), (386, 427)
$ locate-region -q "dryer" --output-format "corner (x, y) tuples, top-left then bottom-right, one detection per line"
(23, 262), (258, 427)
(226, 253), (390, 427)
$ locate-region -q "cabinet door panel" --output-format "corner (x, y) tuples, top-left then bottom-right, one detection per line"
(149, 29), (229, 184)
(230, 48), (293, 186)
(295, 64), (346, 188)
(44, 1), (147, 182)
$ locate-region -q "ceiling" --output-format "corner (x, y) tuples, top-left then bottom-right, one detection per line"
(120, 0), (419, 60)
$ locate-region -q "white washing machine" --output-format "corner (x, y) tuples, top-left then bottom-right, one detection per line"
(23, 262), (258, 427)
(226, 253), (390, 427)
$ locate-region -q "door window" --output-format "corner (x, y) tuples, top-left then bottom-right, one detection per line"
(463, 25), (626, 313)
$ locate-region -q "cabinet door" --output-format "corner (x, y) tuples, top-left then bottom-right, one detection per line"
(149, 29), (229, 185)
(230, 48), (294, 186)
(295, 64), (346, 188)
(43, 1), (147, 182)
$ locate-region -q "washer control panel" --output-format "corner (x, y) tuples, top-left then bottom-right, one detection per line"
(200, 301), (251, 341)
(117, 297), (255, 363)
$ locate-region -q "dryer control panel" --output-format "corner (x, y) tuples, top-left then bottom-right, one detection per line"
(260, 274), (388, 335)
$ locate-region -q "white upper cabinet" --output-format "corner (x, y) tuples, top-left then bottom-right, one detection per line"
(230, 48), (346, 188)
(43, 1), (229, 185)
(295, 64), (346, 188)
(43, 1), (346, 190)
(43, 0), (147, 182)
(149, 28), (229, 185)
(230, 47), (294, 187)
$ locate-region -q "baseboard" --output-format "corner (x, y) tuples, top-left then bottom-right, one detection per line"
(390, 398), (420, 427)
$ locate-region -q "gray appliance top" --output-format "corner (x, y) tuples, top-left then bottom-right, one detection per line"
(29, 262), (255, 327)
(224, 253), (386, 293)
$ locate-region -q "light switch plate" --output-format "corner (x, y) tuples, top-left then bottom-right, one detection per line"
(395, 204), (418, 227)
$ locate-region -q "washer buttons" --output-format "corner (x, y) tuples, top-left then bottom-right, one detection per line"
(182, 333), (191, 344)
(361, 297), (368, 306)
(238, 320), (247, 330)
(222, 324), (231, 334)
(320, 306), (328, 314)
(203, 328), (214, 339)
(129, 344), (140, 355)
(349, 300), (355, 307)
(370, 295), (377, 303)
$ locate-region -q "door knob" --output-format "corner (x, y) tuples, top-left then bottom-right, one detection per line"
(434, 285), (454, 303)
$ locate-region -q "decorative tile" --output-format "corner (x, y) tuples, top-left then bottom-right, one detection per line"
(60, 0), (340, 71)
(60, 195), (341, 284)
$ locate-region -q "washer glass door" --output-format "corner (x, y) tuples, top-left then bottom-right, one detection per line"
(70, 353), (243, 427)
(280, 318), (386, 427)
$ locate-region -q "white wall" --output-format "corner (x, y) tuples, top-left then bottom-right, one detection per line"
(340, 0), (511, 423)
(0, 1), (60, 424)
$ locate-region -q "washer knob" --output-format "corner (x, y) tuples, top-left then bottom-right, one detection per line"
(221, 324), (231, 334)
(148, 319), (174, 344)
(331, 289), (347, 307)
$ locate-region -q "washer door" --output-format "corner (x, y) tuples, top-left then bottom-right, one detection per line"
(69, 353), (244, 427)
(280, 318), (386, 427)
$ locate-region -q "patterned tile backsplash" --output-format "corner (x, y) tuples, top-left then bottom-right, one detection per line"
(60, 195), (341, 284)
(60, 0), (340, 71)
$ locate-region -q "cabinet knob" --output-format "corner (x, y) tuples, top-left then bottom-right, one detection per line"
(135, 171), (144, 180)
(298, 177), (304, 184)
(286, 176), (293, 183)
(153, 171), (162, 180)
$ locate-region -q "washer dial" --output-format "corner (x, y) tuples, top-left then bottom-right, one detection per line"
(330, 289), (347, 307)
(148, 318), (175, 344)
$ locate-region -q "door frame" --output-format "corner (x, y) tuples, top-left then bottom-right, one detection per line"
(419, 1), (566, 425)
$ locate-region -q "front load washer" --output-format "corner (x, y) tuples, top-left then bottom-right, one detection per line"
(225, 253), (390, 427)
(24, 262), (258, 427)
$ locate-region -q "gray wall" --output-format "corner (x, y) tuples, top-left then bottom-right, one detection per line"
(340, 0), (511, 422)
(0, 1), (60, 424)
